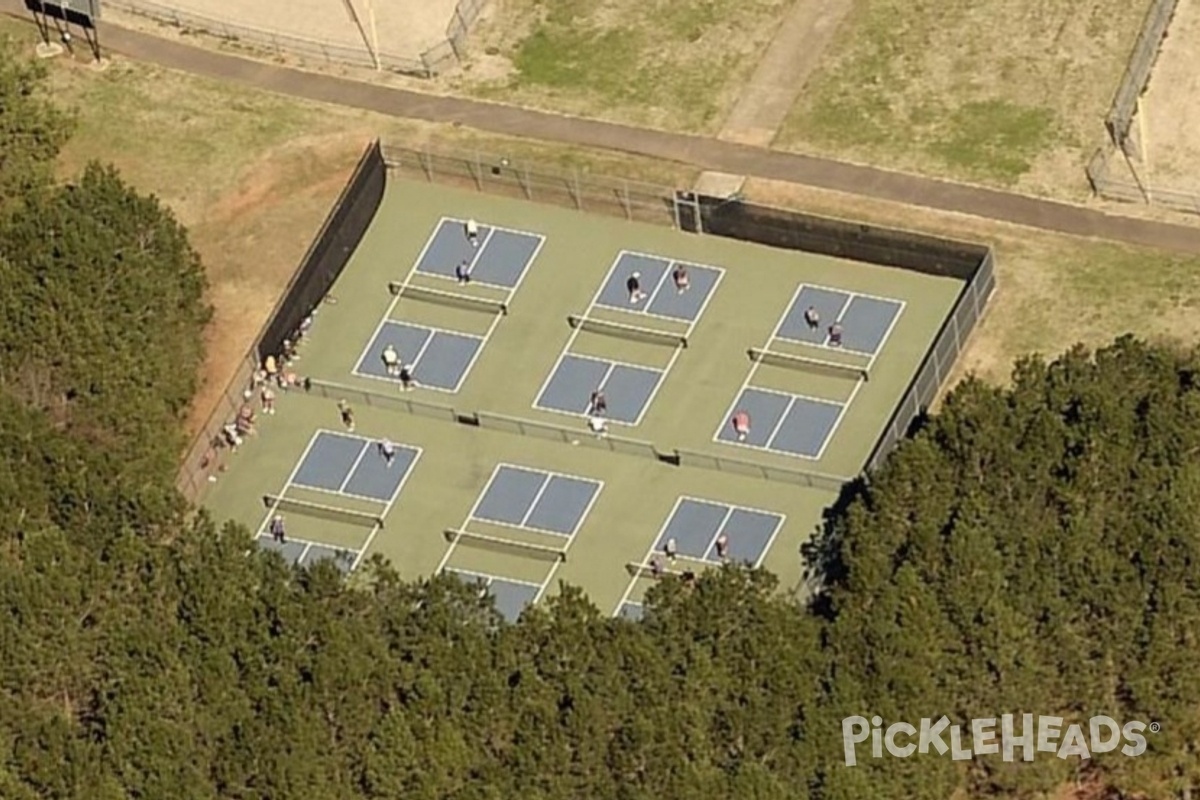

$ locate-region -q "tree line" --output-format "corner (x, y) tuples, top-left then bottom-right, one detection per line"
(0, 34), (1195, 800)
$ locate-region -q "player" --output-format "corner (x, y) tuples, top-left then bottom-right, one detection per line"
(338, 399), (355, 432)
(804, 306), (820, 330)
(588, 389), (608, 416)
(731, 410), (751, 443)
(269, 514), (287, 543)
(672, 265), (689, 293)
(588, 415), (608, 438)
(465, 218), (480, 247)
(715, 533), (730, 561)
(378, 438), (396, 467)
(455, 259), (471, 285)
(382, 343), (401, 377)
(664, 537), (678, 562)
(650, 556), (665, 578)
(626, 272), (647, 305)
(399, 364), (415, 392)
(828, 322), (844, 347)
(260, 385), (276, 415)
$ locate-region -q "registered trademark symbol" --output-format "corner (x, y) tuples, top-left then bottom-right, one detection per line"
(1149, 722), (1161, 734)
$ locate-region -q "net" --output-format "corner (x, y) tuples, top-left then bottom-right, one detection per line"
(473, 410), (664, 460)
(625, 560), (689, 579)
(444, 528), (567, 562)
(305, 378), (460, 423)
(672, 448), (852, 493)
(568, 314), (687, 349)
(263, 495), (384, 529)
(388, 281), (508, 316)
(748, 347), (868, 382)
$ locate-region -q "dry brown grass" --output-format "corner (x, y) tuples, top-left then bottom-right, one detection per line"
(455, 0), (791, 133)
(1140, 0), (1200, 191)
(777, 0), (1152, 199)
(13, 19), (696, 439)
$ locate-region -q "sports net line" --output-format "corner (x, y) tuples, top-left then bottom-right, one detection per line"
(672, 448), (852, 493)
(444, 528), (567, 562)
(305, 378), (460, 423)
(388, 281), (508, 316)
(474, 410), (663, 460)
(748, 347), (869, 382)
(568, 314), (688, 349)
(263, 494), (385, 529)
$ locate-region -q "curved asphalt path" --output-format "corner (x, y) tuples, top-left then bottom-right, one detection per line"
(9, 2), (1200, 255)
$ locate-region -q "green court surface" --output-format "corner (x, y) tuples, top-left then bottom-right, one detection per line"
(203, 178), (962, 618)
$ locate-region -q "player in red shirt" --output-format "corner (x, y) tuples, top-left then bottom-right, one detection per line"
(732, 410), (751, 442)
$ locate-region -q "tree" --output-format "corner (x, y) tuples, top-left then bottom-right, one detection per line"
(0, 35), (73, 213)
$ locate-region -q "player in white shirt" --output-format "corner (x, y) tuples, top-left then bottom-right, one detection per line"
(381, 344), (401, 377)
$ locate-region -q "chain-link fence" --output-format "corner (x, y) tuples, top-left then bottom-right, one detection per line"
(1086, 147), (1200, 216)
(381, 145), (681, 227)
(103, 0), (488, 78)
(176, 141), (387, 504)
(1105, 0), (1180, 160)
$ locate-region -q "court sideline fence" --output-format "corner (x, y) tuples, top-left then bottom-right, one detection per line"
(176, 141), (387, 503)
(102, 0), (488, 77)
(681, 195), (996, 475)
(382, 145), (681, 227)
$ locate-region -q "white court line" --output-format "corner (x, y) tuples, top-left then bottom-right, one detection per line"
(296, 482), (392, 507)
(252, 430), (324, 537)
(641, 263), (674, 311)
(753, 512), (788, 570)
(447, 567), (543, 590)
(255, 529), (354, 553)
(699, 505), (736, 562)
(434, 462), (515, 576)
(763, 397), (798, 456)
(450, 275), (511, 394)
(683, 263), (726, 341)
(533, 477), (605, 603)
(797, 281), (908, 307)
(441, 215), (546, 242)
(295, 542), (315, 566)
(813, 378), (864, 462)
(612, 496), (684, 615)
(350, 217), (445, 375)
(518, 473), (554, 528)
(532, 354), (662, 426)
(351, 445), (423, 572)
(337, 441), (372, 493)
(463, 227), (495, 275)
(819, 292), (854, 347)
(351, 321), (485, 395)
(632, 347), (680, 427)
(503, 232), (546, 303)
(865, 298), (907, 374)
(594, 361), (619, 396)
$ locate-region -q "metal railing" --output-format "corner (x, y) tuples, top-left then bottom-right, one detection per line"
(1086, 147), (1200, 216)
(1105, 0), (1179, 159)
(103, 0), (488, 78)
(382, 145), (682, 227)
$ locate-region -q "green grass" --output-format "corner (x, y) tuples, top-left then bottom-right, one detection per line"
(202, 177), (962, 614)
(777, 0), (1150, 192)
(466, 0), (790, 133)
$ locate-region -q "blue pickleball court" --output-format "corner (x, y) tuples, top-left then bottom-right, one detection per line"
(593, 251), (723, 323)
(413, 217), (544, 290)
(651, 497), (785, 568)
(776, 284), (904, 357)
(469, 464), (603, 537)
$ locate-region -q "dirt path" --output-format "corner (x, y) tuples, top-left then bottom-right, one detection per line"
(5, 0), (1200, 254)
(696, 0), (855, 196)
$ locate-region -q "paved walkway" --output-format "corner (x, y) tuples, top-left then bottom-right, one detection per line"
(9, 0), (1200, 255)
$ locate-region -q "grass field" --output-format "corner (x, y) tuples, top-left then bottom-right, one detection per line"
(201, 177), (960, 617)
(777, 0), (1153, 198)
(425, 0), (793, 133)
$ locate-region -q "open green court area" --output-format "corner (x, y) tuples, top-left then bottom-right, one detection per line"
(203, 177), (963, 619)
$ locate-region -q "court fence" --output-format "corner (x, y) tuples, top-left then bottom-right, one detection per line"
(178, 141), (992, 502)
(381, 145), (680, 227)
(1086, 147), (1200, 216)
(175, 141), (386, 504)
(102, 0), (488, 78)
(1104, 0), (1179, 160)
(683, 195), (996, 475)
